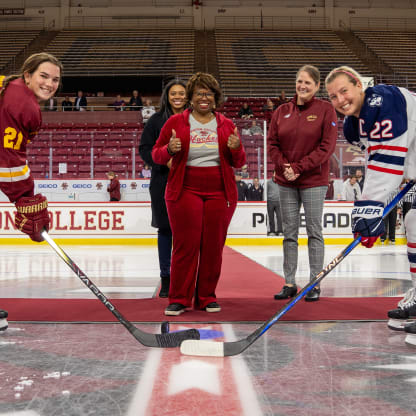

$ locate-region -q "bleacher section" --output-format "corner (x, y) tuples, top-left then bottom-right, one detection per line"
(215, 29), (372, 97)
(30, 122), (143, 180)
(354, 31), (416, 91)
(44, 29), (195, 79)
(0, 30), (41, 72)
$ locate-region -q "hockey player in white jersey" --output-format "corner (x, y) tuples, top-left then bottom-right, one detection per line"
(325, 66), (416, 346)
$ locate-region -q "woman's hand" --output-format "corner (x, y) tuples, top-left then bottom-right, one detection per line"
(227, 127), (240, 150)
(283, 164), (300, 182)
(168, 129), (182, 154)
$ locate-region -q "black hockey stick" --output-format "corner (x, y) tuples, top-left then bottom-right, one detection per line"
(41, 231), (199, 348)
(181, 180), (415, 357)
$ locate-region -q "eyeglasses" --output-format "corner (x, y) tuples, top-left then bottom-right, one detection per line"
(195, 91), (214, 99)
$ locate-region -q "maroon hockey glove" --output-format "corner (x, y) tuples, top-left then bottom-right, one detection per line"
(15, 194), (50, 242)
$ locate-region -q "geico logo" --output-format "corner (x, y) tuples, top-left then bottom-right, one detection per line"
(72, 184), (92, 189)
(141, 183), (150, 188)
(39, 184), (58, 188)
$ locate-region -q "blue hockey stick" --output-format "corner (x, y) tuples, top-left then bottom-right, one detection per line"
(181, 180), (415, 357)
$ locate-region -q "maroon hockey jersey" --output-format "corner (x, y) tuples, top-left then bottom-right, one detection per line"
(0, 77), (41, 202)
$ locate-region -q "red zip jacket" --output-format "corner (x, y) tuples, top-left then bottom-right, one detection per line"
(152, 108), (246, 202)
(267, 96), (337, 189)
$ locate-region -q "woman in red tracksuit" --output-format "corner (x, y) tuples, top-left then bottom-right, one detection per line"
(152, 72), (246, 316)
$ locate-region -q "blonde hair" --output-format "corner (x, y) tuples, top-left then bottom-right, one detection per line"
(325, 66), (362, 88)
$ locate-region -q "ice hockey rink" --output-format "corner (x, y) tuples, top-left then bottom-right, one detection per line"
(1, 241), (416, 416)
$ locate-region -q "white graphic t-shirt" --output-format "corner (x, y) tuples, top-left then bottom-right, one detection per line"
(187, 114), (220, 166)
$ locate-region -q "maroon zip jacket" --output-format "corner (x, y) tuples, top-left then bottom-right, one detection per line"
(152, 108), (246, 203)
(267, 95), (337, 189)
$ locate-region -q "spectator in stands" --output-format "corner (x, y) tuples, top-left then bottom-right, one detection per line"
(341, 175), (361, 201)
(74, 90), (87, 111)
(355, 167), (365, 192)
(235, 171), (248, 201)
(61, 96), (73, 111)
(140, 163), (151, 178)
(128, 89), (143, 111)
(241, 164), (249, 178)
(43, 96), (57, 111)
(263, 98), (276, 112)
(0, 52), (63, 331)
(141, 98), (156, 124)
(267, 171), (283, 236)
(111, 94), (126, 111)
(238, 102), (253, 119)
(268, 64), (337, 302)
(139, 79), (188, 298)
(151, 72), (246, 316)
(399, 179), (416, 222)
(276, 90), (290, 107)
(325, 173), (335, 200)
(247, 177), (263, 201)
(106, 171), (121, 201)
(249, 120), (263, 135)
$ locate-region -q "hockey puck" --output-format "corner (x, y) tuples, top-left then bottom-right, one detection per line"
(161, 321), (170, 334)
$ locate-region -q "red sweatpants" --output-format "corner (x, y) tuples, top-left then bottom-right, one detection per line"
(166, 166), (236, 309)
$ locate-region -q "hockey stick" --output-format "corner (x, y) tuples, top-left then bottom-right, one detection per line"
(181, 180), (415, 357)
(41, 231), (199, 348)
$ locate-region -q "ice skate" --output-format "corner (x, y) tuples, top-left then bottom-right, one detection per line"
(0, 309), (8, 331)
(387, 288), (416, 331)
(404, 321), (416, 346)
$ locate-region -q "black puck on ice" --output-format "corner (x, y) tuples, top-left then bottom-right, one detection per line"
(161, 321), (170, 334)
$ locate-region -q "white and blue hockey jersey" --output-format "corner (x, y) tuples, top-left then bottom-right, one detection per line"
(343, 84), (416, 204)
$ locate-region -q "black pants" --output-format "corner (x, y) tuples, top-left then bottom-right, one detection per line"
(381, 206), (397, 242)
(267, 199), (283, 234)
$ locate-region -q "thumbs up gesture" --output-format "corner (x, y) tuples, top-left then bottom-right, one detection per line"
(168, 129), (182, 154)
(227, 127), (240, 150)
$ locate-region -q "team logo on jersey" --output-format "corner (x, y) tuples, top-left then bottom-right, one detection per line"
(284, 113), (291, 118)
(307, 114), (317, 121)
(367, 94), (383, 107)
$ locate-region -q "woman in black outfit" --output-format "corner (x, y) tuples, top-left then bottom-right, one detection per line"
(139, 79), (188, 297)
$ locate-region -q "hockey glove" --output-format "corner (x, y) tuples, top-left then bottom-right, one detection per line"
(352, 200), (384, 248)
(15, 194), (50, 242)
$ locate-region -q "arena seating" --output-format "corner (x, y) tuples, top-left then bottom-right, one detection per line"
(215, 29), (372, 97)
(0, 30), (41, 72)
(29, 123), (143, 180)
(353, 30), (416, 91)
(44, 29), (195, 79)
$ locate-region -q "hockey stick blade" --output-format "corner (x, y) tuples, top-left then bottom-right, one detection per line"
(181, 180), (415, 357)
(41, 231), (199, 348)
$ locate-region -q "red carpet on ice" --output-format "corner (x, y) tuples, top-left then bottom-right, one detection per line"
(1, 246), (399, 323)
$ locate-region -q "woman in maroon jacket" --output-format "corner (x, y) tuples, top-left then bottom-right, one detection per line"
(152, 72), (246, 316)
(268, 65), (337, 302)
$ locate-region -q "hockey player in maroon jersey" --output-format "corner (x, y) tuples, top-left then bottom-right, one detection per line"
(0, 52), (63, 331)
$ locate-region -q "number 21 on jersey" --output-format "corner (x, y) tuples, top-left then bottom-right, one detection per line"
(3, 127), (23, 150)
